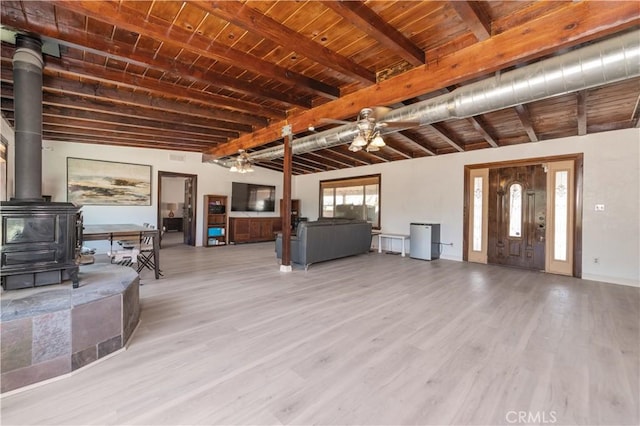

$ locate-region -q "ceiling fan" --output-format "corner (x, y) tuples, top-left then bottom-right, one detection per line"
(321, 107), (418, 152)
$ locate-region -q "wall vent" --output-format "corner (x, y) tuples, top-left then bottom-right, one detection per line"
(169, 153), (186, 162)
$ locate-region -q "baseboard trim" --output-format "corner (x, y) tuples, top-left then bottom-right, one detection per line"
(582, 273), (640, 288)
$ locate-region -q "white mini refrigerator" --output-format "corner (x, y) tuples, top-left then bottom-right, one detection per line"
(409, 223), (440, 260)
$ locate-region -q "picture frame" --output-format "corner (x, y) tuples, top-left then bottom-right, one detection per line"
(67, 157), (151, 205)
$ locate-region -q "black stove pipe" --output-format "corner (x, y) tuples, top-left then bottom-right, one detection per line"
(12, 34), (43, 201)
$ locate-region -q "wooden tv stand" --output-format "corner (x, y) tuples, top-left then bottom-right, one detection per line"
(229, 217), (282, 243)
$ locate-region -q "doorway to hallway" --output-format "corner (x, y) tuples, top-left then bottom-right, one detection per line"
(157, 171), (197, 248)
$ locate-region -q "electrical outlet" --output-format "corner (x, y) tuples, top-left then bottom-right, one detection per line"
(593, 257), (599, 264)
(595, 204), (605, 211)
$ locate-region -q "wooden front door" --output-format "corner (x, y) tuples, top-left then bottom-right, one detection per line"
(488, 165), (546, 270)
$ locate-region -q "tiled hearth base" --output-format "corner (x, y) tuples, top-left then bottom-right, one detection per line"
(0, 263), (140, 393)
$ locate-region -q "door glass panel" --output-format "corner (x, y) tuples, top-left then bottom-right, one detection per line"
(554, 171), (568, 261)
(509, 183), (522, 238)
(472, 176), (483, 251)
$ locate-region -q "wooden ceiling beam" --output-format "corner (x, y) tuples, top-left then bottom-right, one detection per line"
(394, 132), (436, 156)
(206, 1), (639, 157)
(0, 61), (268, 128)
(514, 104), (539, 142)
(449, 1), (492, 41)
(53, 0), (340, 99)
(0, 16), (312, 109)
(321, 1), (425, 66)
(42, 131), (210, 152)
(41, 56), (285, 120)
(290, 158), (328, 173)
(577, 90), (588, 136)
(304, 151), (360, 169)
(42, 134), (205, 152)
(41, 117), (226, 145)
(37, 72), (262, 129)
(192, 1), (375, 85)
(427, 124), (465, 152)
(0, 74), (254, 134)
(586, 121), (633, 133)
(41, 94), (237, 138)
(0, 97), (233, 141)
(253, 162), (288, 174)
(312, 149), (368, 167)
(330, 145), (383, 165)
(266, 158), (309, 175)
(380, 140), (413, 159)
(294, 154), (339, 171)
(468, 116), (499, 148)
(43, 126), (217, 149)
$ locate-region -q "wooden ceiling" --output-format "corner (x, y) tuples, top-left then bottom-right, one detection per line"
(1, 1), (639, 175)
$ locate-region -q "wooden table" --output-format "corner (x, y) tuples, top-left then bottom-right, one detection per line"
(83, 224), (161, 279)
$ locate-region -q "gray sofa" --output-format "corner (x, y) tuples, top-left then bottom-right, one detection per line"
(275, 219), (372, 268)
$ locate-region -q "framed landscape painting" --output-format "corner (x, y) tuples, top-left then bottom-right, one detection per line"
(67, 157), (152, 205)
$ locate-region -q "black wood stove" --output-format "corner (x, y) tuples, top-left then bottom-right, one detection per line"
(1, 201), (81, 290)
(0, 35), (82, 290)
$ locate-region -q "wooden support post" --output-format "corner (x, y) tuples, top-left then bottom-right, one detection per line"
(281, 126), (292, 272)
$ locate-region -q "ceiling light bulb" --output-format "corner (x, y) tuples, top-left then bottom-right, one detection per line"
(353, 134), (367, 147)
(370, 134), (385, 147)
(366, 144), (380, 152)
(229, 165), (238, 172)
(348, 142), (362, 152)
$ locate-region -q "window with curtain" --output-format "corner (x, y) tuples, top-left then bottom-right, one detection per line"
(319, 174), (381, 228)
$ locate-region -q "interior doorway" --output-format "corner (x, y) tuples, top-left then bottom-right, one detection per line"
(464, 154), (583, 277)
(157, 171), (197, 248)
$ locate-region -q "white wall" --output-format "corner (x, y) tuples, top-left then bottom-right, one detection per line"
(293, 129), (640, 287)
(40, 139), (283, 246)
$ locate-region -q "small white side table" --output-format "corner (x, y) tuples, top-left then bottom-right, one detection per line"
(378, 233), (410, 257)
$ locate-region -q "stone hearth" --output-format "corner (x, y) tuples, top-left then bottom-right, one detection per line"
(0, 263), (140, 393)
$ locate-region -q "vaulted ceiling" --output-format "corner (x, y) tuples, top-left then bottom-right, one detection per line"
(1, 1), (639, 175)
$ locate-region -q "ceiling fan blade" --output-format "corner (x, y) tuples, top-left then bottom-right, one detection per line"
(319, 118), (351, 125)
(379, 121), (421, 128)
(371, 106), (392, 120)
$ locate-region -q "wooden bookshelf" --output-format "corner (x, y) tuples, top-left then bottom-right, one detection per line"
(204, 195), (227, 247)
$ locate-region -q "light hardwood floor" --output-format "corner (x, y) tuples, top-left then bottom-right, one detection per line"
(1, 241), (638, 425)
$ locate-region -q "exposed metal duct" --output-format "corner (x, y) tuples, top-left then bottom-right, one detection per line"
(207, 30), (640, 164)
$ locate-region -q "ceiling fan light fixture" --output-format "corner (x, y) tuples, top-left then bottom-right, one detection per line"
(370, 134), (385, 147)
(366, 144), (380, 152)
(348, 142), (362, 152)
(229, 149), (254, 173)
(352, 134), (367, 147)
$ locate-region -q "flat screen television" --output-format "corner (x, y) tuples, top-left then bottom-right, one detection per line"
(231, 182), (276, 212)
